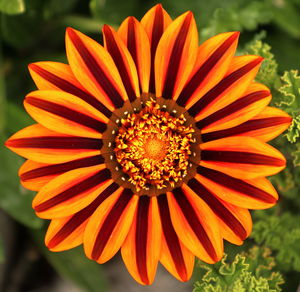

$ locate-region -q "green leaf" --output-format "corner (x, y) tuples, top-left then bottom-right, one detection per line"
(193, 247), (284, 292)
(33, 230), (108, 292)
(245, 40), (278, 88)
(0, 141), (42, 229)
(0, 0), (25, 15)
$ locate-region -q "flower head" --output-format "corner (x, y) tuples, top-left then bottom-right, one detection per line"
(5, 4), (292, 285)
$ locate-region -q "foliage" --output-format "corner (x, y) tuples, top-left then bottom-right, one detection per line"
(193, 247), (284, 292)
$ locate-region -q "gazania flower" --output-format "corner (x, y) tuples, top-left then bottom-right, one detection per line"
(5, 4), (291, 285)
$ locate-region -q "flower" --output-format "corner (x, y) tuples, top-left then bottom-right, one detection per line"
(5, 4), (292, 285)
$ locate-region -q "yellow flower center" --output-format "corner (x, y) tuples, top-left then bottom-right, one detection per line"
(114, 100), (194, 192)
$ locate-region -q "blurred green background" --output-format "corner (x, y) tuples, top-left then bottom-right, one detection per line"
(0, 0), (300, 291)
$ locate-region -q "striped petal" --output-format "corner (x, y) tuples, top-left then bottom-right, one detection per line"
(66, 27), (128, 110)
(19, 155), (104, 191)
(177, 31), (239, 106)
(167, 187), (223, 264)
(200, 136), (286, 179)
(187, 178), (252, 245)
(118, 17), (151, 93)
(45, 182), (119, 251)
(141, 4), (172, 93)
(196, 166), (278, 209)
(103, 25), (140, 102)
(5, 124), (101, 164)
(32, 165), (112, 218)
(28, 62), (112, 118)
(188, 56), (263, 119)
(155, 11), (198, 100)
(158, 195), (194, 282)
(202, 106), (292, 142)
(24, 90), (108, 138)
(121, 196), (161, 285)
(84, 189), (138, 263)
(197, 83), (271, 133)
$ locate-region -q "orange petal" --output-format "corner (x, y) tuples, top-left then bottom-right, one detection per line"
(202, 106), (292, 143)
(198, 83), (271, 133)
(188, 55), (263, 120)
(177, 31), (239, 107)
(103, 25), (140, 101)
(200, 136), (286, 179)
(28, 62), (112, 118)
(195, 166), (278, 209)
(84, 189), (138, 263)
(187, 177), (252, 245)
(32, 165), (112, 219)
(118, 17), (151, 93)
(5, 124), (101, 164)
(157, 195), (194, 282)
(121, 196), (161, 285)
(167, 188), (223, 264)
(65, 27), (128, 110)
(19, 155), (104, 191)
(141, 4), (172, 93)
(24, 90), (108, 138)
(45, 181), (119, 251)
(155, 11), (198, 100)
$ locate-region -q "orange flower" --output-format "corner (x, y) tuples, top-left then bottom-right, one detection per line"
(5, 4), (291, 285)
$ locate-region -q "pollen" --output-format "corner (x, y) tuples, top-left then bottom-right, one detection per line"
(114, 99), (195, 192)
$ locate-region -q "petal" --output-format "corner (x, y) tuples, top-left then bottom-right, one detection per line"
(167, 187), (223, 264)
(103, 25), (140, 102)
(187, 178), (252, 245)
(118, 17), (151, 93)
(155, 11), (198, 100)
(19, 155), (104, 191)
(66, 27), (128, 109)
(200, 136), (286, 179)
(196, 166), (278, 209)
(28, 62), (112, 118)
(84, 189), (138, 263)
(158, 195), (194, 282)
(45, 182), (119, 251)
(141, 4), (172, 93)
(5, 124), (101, 164)
(32, 165), (112, 219)
(202, 106), (292, 142)
(188, 56), (263, 119)
(121, 196), (161, 285)
(24, 90), (108, 138)
(177, 31), (239, 106)
(197, 83), (271, 133)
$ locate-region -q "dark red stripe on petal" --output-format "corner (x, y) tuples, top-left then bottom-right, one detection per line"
(35, 168), (112, 212)
(6, 137), (102, 149)
(29, 64), (112, 117)
(26, 96), (107, 133)
(67, 28), (124, 108)
(177, 32), (239, 107)
(127, 18), (138, 81)
(135, 196), (150, 284)
(201, 150), (285, 166)
(197, 166), (277, 203)
(188, 58), (263, 117)
(163, 12), (193, 99)
(202, 117), (292, 142)
(172, 188), (218, 261)
(196, 90), (270, 129)
(91, 188), (133, 260)
(149, 5), (164, 93)
(48, 182), (119, 249)
(157, 194), (187, 280)
(187, 178), (247, 240)
(103, 25), (137, 102)
(21, 155), (104, 181)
